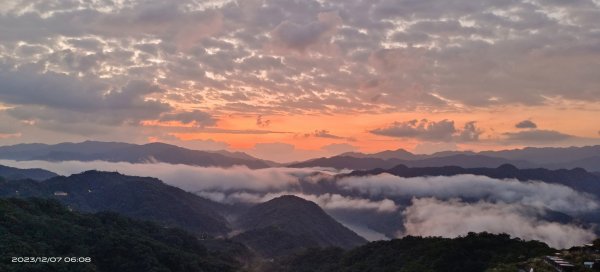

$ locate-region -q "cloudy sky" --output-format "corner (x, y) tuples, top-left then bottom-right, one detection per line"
(1, 0), (599, 162)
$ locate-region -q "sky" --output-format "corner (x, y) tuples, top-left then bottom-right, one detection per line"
(0, 0), (599, 162)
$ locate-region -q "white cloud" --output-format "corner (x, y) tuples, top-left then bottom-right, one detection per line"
(198, 191), (398, 213)
(0, 159), (322, 191)
(401, 198), (596, 249)
(338, 173), (598, 214)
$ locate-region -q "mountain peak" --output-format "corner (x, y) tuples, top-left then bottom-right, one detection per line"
(265, 194), (315, 205)
(235, 195), (367, 252)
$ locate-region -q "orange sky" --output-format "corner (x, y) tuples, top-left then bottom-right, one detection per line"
(1, 0), (600, 162)
(143, 102), (600, 162)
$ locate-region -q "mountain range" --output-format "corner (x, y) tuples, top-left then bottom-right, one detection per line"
(288, 154), (536, 170)
(0, 169), (369, 259)
(2, 141), (600, 171)
(0, 197), (563, 272)
(291, 145), (600, 171)
(0, 141), (272, 169)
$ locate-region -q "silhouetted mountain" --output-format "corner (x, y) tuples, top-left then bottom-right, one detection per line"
(0, 141), (270, 168)
(343, 164), (600, 194)
(340, 148), (422, 160)
(0, 164), (58, 181)
(332, 145), (600, 171)
(289, 154), (534, 170)
(546, 156), (600, 172)
(233, 195), (367, 257)
(480, 145), (600, 165)
(0, 171), (231, 236)
(271, 232), (553, 272)
(288, 156), (400, 170)
(0, 198), (243, 272)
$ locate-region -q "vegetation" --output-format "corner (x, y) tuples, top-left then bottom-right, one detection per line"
(232, 226), (321, 258)
(0, 198), (244, 272)
(0, 165), (57, 181)
(236, 195), (367, 253)
(0, 171), (231, 236)
(272, 232), (554, 272)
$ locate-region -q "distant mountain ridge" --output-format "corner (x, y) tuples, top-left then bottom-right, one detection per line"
(0, 141), (271, 168)
(341, 164), (600, 194)
(289, 154), (535, 170)
(3, 141), (600, 171)
(0, 164), (58, 181)
(292, 145), (600, 171)
(340, 148), (421, 160)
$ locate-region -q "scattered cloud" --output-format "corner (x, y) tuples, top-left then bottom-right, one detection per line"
(515, 120), (538, 129)
(271, 11), (341, 52)
(311, 129), (344, 139)
(370, 119), (482, 142)
(370, 119), (456, 141)
(457, 121), (483, 142)
(159, 110), (216, 127)
(503, 129), (574, 142)
(256, 115), (271, 128)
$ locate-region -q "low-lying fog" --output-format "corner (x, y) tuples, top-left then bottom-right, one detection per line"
(1, 159), (597, 248)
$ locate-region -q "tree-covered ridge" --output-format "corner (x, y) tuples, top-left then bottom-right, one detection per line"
(272, 232), (554, 272)
(0, 198), (244, 272)
(0, 164), (58, 181)
(0, 170), (231, 236)
(235, 195), (367, 257)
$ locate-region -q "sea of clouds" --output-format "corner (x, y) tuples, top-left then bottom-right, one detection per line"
(1, 159), (596, 248)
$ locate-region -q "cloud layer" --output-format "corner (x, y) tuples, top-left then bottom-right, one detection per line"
(402, 198), (596, 249)
(0, 159), (596, 247)
(338, 173), (598, 214)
